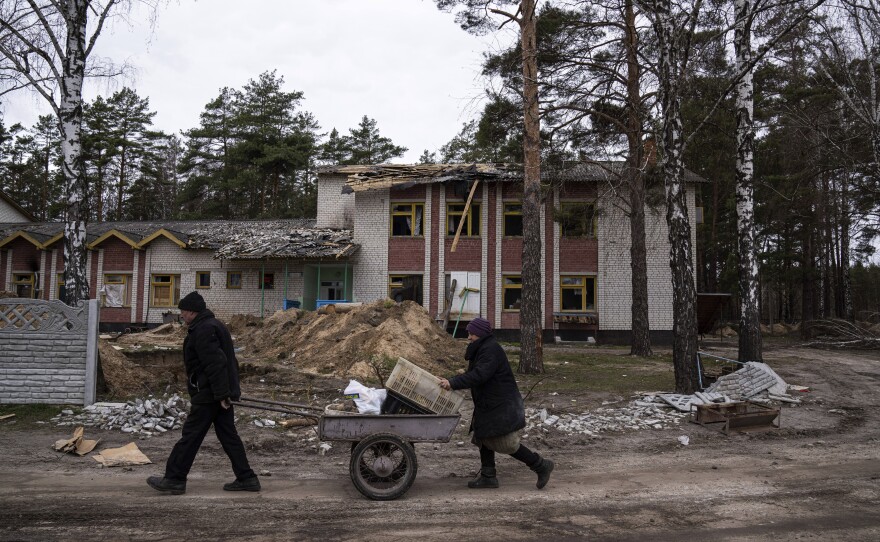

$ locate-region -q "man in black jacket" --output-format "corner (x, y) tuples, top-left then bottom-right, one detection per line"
(439, 317), (554, 489)
(147, 291), (259, 495)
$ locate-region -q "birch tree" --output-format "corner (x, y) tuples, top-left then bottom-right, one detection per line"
(437, 0), (546, 373)
(641, 0), (702, 392)
(733, 0), (826, 362)
(0, 0), (159, 305)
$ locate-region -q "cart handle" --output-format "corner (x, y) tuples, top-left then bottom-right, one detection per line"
(234, 396), (322, 420)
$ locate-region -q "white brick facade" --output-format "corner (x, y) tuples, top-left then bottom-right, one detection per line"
(316, 174), (355, 229)
(352, 189), (390, 304)
(597, 186), (697, 331)
(141, 237), (306, 323)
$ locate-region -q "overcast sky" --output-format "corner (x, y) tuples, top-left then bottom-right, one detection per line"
(2, 0), (513, 163)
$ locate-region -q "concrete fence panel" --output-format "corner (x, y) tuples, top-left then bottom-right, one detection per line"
(0, 298), (99, 406)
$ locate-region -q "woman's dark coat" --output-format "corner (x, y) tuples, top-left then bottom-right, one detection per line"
(448, 334), (525, 439)
(183, 309), (242, 404)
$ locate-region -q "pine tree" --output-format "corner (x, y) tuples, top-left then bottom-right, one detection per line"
(342, 115), (407, 165)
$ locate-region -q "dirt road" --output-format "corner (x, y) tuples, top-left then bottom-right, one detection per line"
(1, 343), (879, 541)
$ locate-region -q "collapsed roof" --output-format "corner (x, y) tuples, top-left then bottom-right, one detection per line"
(0, 219), (359, 261)
(318, 162), (709, 193)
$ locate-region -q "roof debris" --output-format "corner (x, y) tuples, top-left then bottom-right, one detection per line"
(0, 219), (358, 261)
(318, 161), (708, 193)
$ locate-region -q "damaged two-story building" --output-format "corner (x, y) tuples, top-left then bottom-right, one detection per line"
(316, 163), (704, 344)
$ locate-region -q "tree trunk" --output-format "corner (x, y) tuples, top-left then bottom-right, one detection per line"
(518, 0), (544, 374)
(840, 177), (853, 320)
(117, 143), (127, 220)
(653, 0), (699, 393)
(625, 0), (652, 357)
(60, 0), (90, 306)
(734, 0), (762, 363)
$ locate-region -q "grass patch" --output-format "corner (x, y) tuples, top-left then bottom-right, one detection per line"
(0, 403), (68, 430)
(510, 351), (676, 396)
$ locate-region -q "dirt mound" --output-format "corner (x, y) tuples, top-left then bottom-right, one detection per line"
(226, 314), (264, 336)
(239, 300), (466, 381)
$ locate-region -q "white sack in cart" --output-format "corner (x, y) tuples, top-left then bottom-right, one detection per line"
(343, 380), (387, 415)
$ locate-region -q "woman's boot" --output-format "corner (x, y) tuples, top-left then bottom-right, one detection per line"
(468, 445), (499, 488)
(467, 466), (499, 488)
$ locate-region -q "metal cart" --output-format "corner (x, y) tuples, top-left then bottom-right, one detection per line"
(235, 396), (460, 500)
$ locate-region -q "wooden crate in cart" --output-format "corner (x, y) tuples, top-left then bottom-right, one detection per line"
(319, 414), (460, 500)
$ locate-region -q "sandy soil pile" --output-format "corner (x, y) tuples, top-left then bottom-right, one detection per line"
(233, 300), (466, 380)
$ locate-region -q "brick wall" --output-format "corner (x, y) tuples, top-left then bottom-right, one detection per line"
(597, 185), (697, 332)
(389, 238), (425, 271)
(353, 189), (391, 303)
(316, 174), (355, 229)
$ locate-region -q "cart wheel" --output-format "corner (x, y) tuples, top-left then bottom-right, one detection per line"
(349, 433), (418, 501)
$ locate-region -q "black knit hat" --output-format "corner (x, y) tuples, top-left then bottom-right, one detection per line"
(178, 291), (206, 312)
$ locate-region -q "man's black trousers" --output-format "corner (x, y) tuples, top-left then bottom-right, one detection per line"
(165, 401), (255, 482)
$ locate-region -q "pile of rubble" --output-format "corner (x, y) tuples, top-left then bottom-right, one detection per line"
(658, 361), (799, 412)
(524, 400), (690, 438)
(52, 395), (189, 437)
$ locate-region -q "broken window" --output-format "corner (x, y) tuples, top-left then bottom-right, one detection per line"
(502, 275), (522, 311)
(391, 203), (424, 236)
(446, 203), (481, 237)
(389, 274), (423, 305)
(151, 274), (180, 307)
(560, 275), (596, 311)
(13, 273), (35, 298)
(558, 202), (597, 238)
(196, 271), (211, 289)
(262, 272), (274, 290)
(503, 203), (523, 237)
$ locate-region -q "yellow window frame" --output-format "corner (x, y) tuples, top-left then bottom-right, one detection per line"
(103, 274), (132, 307)
(227, 271), (243, 289)
(503, 202), (523, 237)
(502, 275), (522, 312)
(560, 275), (596, 312)
(390, 203), (424, 237)
(12, 273), (35, 299)
(388, 274), (405, 298)
(56, 273), (65, 300)
(196, 271), (211, 289)
(446, 202), (481, 237)
(151, 274), (180, 308)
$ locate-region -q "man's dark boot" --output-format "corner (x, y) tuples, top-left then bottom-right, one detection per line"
(147, 475), (186, 495)
(467, 467), (499, 489)
(530, 457), (554, 489)
(223, 476), (261, 492)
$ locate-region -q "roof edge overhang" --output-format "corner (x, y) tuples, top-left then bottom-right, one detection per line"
(88, 229), (140, 250)
(0, 231), (46, 250)
(137, 228), (187, 249)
